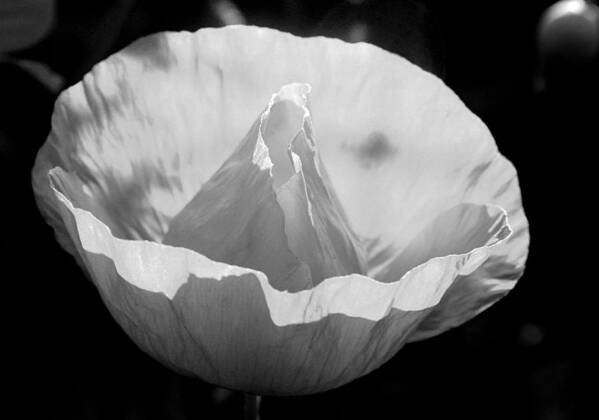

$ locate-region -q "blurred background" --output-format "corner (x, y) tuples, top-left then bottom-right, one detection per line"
(2, 0), (593, 419)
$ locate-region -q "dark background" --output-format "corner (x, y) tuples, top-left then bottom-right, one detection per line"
(2, 1), (591, 419)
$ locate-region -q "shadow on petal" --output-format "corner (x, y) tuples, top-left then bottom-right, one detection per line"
(372, 203), (511, 282)
(407, 222), (529, 342)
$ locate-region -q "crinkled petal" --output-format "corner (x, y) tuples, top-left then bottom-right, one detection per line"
(162, 86), (313, 292)
(406, 159), (529, 340)
(375, 203), (511, 282)
(163, 83), (365, 290)
(48, 171), (511, 395)
(268, 84), (366, 283)
(283, 119), (367, 282)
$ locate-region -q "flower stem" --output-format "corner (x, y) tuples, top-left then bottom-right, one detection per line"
(243, 393), (260, 420)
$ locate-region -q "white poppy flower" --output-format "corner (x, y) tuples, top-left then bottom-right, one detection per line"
(32, 26), (529, 395)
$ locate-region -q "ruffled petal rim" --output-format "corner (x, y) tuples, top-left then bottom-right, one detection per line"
(48, 170), (514, 395)
(49, 170), (512, 325)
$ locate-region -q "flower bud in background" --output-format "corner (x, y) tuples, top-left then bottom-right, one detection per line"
(538, 0), (599, 64)
(0, 0), (55, 53)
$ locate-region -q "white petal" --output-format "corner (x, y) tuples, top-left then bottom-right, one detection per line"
(163, 83), (365, 290)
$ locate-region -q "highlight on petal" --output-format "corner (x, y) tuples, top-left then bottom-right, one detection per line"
(48, 165), (511, 394)
(373, 203), (512, 283)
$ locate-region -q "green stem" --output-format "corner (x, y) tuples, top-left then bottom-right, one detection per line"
(243, 393), (260, 420)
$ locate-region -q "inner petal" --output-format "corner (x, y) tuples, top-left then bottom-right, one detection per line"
(371, 203), (511, 282)
(277, 128), (367, 283)
(163, 83), (366, 290)
(260, 84), (308, 188)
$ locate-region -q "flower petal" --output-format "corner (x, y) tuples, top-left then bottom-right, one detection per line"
(32, 26), (527, 278)
(162, 85), (313, 292)
(406, 167), (529, 341)
(48, 165), (511, 395)
(267, 83), (366, 283)
(373, 203), (511, 282)
(163, 83), (366, 290)
(278, 128), (367, 283)
(33, 29), (259, 244)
